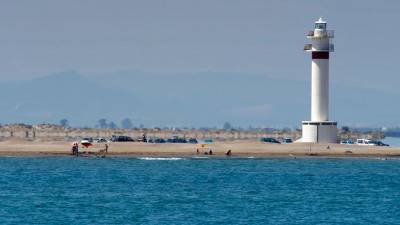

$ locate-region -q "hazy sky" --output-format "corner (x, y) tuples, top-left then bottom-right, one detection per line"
(0, 0), (399, 92)
(0, 0), (400, 127)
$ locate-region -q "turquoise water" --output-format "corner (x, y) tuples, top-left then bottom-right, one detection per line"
(1, 157), (400, 224)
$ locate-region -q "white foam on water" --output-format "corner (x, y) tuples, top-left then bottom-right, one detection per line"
(192, 156), (209, 159)
(137, 157), (184, 161)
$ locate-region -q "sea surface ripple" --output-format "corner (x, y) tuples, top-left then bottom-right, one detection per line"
(0, 157), (400, 224)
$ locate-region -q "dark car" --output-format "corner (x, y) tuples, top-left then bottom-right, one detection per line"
(203, 139), (213, 143)
(167, 136), (187, 143)
(154, 138), (166, 143)
(188, 138), (198, 144)
(111, 135), (134, 142)
(93, 137), (107, 143)
(371, 140), (389, 146)
(282, 138), (293, 144)
(261, 137), (281, 144)
(340, 139), (354, 145)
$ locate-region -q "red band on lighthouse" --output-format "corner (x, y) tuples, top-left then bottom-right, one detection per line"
(312, 52), (329, 59)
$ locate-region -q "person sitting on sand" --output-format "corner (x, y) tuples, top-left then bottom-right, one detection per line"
(226, 150), (232, 156)
(196, 149), (199, 154)
(209, 150), (213, 155)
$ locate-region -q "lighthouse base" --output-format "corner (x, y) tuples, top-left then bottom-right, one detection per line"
(300, 121), (337, 143)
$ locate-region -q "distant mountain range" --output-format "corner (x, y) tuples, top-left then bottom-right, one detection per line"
(0, 71), (397, 128)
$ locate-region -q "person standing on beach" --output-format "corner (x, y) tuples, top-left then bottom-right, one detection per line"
(71, 144), (76, 155)
(98, 143), (108, 158)
(75, 143), (79, 156)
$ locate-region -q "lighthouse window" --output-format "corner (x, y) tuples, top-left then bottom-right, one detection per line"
(315, 23), (326, 29)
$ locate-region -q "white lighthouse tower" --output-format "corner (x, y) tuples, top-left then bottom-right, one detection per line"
(301, 18), (337, 143)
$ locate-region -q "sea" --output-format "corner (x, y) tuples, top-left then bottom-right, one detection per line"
(383, 136), (400, 147)
(1, 156), (400, 225)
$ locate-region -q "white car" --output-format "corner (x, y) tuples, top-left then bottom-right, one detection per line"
(355, 139), (375, 146)
(93, 137), (108, 143)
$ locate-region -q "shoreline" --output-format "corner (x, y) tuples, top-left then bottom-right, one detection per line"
(0, 140), (398, 158)
(0, 153), (399, 160)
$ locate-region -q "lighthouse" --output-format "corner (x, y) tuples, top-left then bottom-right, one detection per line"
(301, 18), (337, 143)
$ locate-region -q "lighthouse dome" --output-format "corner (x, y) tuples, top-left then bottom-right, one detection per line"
(315, 17), (327, 24)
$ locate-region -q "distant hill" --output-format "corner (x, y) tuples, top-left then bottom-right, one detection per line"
(0, 71), (397, 127)
(0, 71), (136, 127)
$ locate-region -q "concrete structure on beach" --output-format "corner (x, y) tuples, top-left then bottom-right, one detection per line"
(301, 18), (337, 143)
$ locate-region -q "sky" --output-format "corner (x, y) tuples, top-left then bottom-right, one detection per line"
(0, 0), (399, 127)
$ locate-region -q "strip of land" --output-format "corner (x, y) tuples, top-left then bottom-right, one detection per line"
(0, 140), (398, 157)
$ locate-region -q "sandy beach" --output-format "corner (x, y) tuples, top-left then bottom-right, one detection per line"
(0, 139), (398, 157)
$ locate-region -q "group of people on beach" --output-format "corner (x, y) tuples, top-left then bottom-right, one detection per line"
(197, 148), (213, 155)
(196, 148), (232, 156)
(71, 143), (108, 157)
(71, 143), (79, 156)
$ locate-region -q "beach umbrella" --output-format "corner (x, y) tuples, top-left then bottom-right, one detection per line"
(80, 140), (93, 148)
(198, 143), (208, 148)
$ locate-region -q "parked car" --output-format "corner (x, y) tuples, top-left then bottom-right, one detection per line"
(188, 138), (198, 144)
(282, 138), (293, 144)
(81, 137), (93, 143)
(148, 138), (166, 143)
(154, 138), (166, 143)
(356, 139), (374, 146)
(203, 139), (213, 143)
(167, 136), (187, 143)
(261, 137), (281, 144)
(340, 139), (354, 145)
(93, 137), (107, 143)
(111, 135), (134, 142)
(369, 140), (389, 146)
